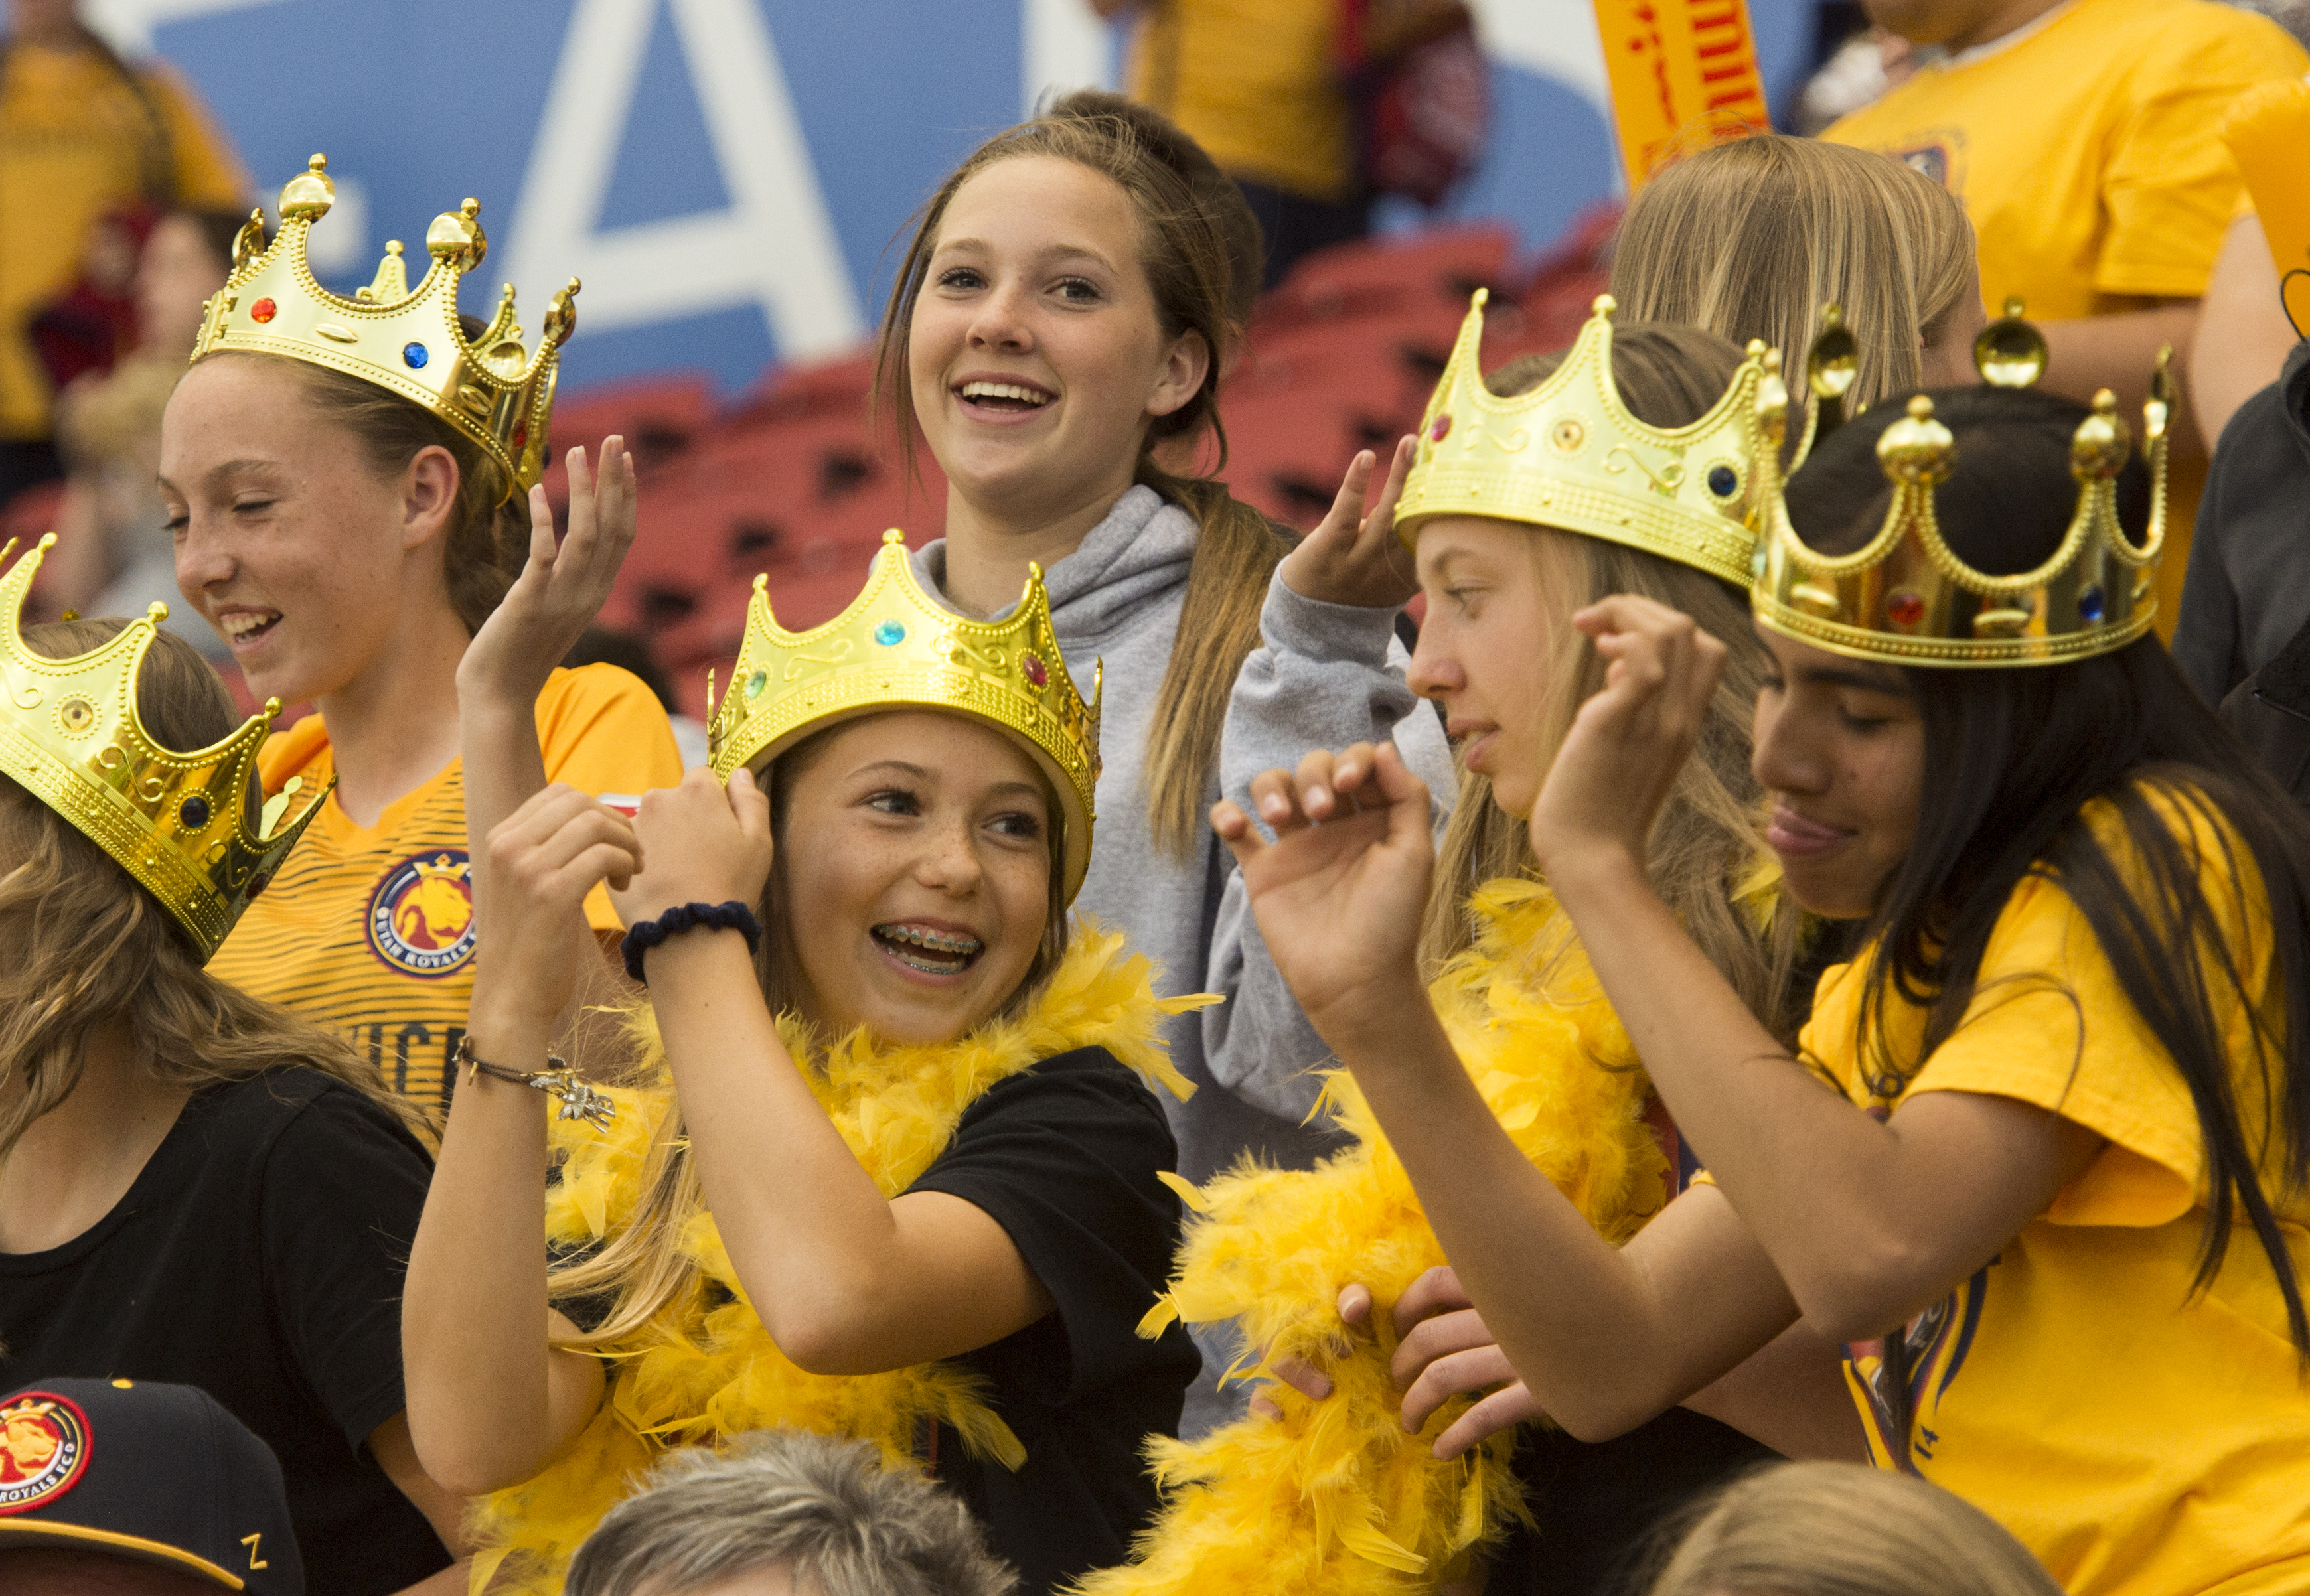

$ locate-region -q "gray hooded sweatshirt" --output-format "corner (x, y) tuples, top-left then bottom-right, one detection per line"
(911, 487), (1454, 1434)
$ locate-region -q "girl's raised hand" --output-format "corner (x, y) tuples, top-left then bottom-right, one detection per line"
(1527, 596), (1727, 883)
(473, 783), (644, 1027)
(457, 438), (638, 707)
(1276, 436), (1420, 610)
(1211, 740), (1432, 1041)
(610, 766), (776, 928)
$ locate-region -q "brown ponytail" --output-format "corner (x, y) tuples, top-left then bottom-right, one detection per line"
(874, 104), (1292, 859)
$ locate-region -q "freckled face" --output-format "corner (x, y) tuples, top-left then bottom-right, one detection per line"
(907, 155), (1205, 525)
(161, 356), (420, 707)
(1750, 628), (1926, 918)
(1407, 516), (1586, 818)
(775, 712), (1056, 1044)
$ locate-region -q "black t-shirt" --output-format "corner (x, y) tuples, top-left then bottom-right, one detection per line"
(0, 1068), (451, 1594)
(907, 1045), (1199, 1595)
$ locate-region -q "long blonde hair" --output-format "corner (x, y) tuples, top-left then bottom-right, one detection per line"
(1643, 1461), (2063, 1596)
(872, 106), (1291, 859)
(1417, 329), (1804, 1043)
(1612, 135), (1977, 413)
(0, 620), (426, 1163)
(548, 721), (1071, 1346)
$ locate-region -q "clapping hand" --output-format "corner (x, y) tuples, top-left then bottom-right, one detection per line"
(1210, 741), (1433, 1044)
(1278, 437), (1421, 611)
(457, 439), (637, 707)
(1527, 597), (1727, 884)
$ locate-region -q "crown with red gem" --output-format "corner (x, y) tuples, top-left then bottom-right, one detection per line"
(191, 154), (578, 499)
(706, 531), (1103, 902)
(1392, 290), (1776, 589)
(0, 538), (330, 962)
(1754, 300), (2171, 668)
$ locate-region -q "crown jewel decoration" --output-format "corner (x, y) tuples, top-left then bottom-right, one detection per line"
(0, 539), (330, 960)
(707, 531), (1103, 902)
(1754, 299), (2170, 668)
(1393, 290), (1776, 587)
(192, 154), (579, 498)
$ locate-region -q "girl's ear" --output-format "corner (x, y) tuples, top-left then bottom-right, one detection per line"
(1146, 327), (1211, 421)
(400, 444), (461, 553)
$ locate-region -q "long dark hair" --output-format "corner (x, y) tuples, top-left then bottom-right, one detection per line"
(872, 105), (1292, 858)
(1786, 386), (2310, 1358)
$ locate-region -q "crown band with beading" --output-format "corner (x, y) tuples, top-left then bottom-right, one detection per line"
(706, 532), (1103, 904)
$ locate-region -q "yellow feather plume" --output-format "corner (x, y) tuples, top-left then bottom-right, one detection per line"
(1073, 881), (1669, 1596)
(467, 922), (1207, 1595)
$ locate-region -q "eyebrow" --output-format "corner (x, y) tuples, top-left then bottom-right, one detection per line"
(929, 237), (1118, 274)
(849, 761), (1045, 804)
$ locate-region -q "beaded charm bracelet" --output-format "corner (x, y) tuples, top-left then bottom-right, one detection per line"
(620, 899), (763, 984)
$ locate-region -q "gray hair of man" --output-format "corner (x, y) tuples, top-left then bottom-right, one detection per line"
(564, 1429), (1018, 1596)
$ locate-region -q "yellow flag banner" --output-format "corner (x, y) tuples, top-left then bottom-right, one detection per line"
(1592, 0), (1772, 193)
(2220, 77), (2310, 334)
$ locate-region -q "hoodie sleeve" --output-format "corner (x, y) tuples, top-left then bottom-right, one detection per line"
(1200, 571), (1458, 1123)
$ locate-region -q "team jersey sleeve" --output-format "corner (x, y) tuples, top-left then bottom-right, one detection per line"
(536, 664), (686, 931)
(1885, 798), (2276, 1230)
(259, 1080), (435, 1456)
(2094, 19), (2309, 299)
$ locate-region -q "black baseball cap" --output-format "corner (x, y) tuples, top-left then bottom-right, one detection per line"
(0, 1378), (303, 1593)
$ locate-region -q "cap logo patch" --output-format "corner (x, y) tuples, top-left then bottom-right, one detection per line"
(0, 1393), (92, 1514)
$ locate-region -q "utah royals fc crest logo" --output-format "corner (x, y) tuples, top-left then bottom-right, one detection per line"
(0, 1394), (91, 1512)
(368, 851), (478, 977)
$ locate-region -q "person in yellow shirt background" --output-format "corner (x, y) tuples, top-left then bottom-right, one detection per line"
(0, 0), (245, 513)
(161, 153), (683, 1125)
(1820, 0), (2308, 626)
(1097, 0), (1367, 287)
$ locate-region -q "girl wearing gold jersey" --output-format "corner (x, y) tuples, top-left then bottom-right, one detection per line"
(1229, 365), (2310, 1593)
(159, 159), (682, 1122)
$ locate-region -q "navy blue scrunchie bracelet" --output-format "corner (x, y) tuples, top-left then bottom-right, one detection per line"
(621, 900), (763, 984)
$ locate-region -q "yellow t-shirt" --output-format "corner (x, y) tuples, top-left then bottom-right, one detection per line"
(208, 665), (684, 1123)
(1126, 0), (1351, 200)
(1822, 0), (2308, 632)
(1803, 792), (2310, 1595)
(0, 40), (247, 439)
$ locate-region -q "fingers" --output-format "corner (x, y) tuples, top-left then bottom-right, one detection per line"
(1398, 1341), (1520, 1435)
(1432, 1383), (1545, 1460)
(1357, 434), (1417, 550)
(487, 786), (643, 907)
(1391, 1265), (1471, 1338)
(1390, 1305), (1500, 1390)
(1250, 1390), (1283, 1421)
(726, 765), (775, 853)
(1269, 1352), (1333, 1402)
(1336, 1281), (1373, 1327)
(1314, 450), (1377, 547)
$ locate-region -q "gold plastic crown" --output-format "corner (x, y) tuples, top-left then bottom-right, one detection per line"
(0, 539), (330, 960)
(1754, 301), (2170, 668)
(708, 531), (1103, 902)
(1393, 290), (1775, 587)
(192, 154), (579, 498)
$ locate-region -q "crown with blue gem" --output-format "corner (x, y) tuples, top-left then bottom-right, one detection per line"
(1391, 290), (1776, 588)
(707, 531), (1103, 903)
(1753, 300), (2171, 668)
(191, 153), (578, 499)
(0, 538), (330, 961)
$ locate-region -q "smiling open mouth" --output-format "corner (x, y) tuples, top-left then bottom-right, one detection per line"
(872, 923), (985, 975)
(220, 611), (282, 646)
(955, 380), (1052, 414)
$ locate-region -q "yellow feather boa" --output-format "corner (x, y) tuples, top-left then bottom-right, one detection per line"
(1077, 879), (1673, 1596)
(466, 923), (1207, 1595)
